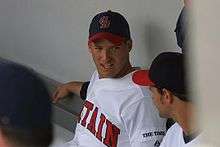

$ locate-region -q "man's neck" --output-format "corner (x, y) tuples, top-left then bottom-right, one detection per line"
(115, 63), (135, 78)
(172, 100), (198, 135)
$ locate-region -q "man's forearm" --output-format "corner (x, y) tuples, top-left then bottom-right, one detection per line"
(66, 81), (85, 97)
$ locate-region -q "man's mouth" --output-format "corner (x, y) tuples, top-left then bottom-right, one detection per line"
(101, 63), (114, 70)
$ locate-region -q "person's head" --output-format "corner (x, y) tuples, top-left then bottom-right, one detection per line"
(175, 6), (190, 52)
(0, 60), (53, 147)
(175, 1), (191, 52)
(149, 52), (187, 118)
(134, 52), (187, 118)
(88, 10), (133, 78)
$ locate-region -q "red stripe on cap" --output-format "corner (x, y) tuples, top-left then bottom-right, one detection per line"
(132, 70), (155, 86)
(88, 32), (125, 45)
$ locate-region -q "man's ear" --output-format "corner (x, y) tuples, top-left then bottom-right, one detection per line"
(162, 89), (174, 104)
(88, 42), (92, 53)
(126, 40), (132, 52)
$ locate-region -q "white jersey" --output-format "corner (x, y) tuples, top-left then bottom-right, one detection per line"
(160, 123), (201, 147)
(67, 70), (166, 147)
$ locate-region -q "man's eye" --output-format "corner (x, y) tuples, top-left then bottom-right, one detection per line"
(114, 46), (120, 50)
(111, 46), (120, 52)
(94, 47), (102, 50)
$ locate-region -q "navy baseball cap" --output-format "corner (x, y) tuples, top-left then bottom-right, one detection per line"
(0, 59), (52, 131)
(133, 52), (187, 101)
(149, 52), (186, 100)
(88, 10), (131, 45)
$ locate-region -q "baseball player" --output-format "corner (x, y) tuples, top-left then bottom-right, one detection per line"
(0, 59), (53, 147)
(175, 0), (191, 52)
(53, 10), (166, 147)
(137, 52), (201, 147)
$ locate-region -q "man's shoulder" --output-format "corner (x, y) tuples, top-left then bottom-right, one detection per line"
(160, 123), (182, 146)
(88, 69), (152, 107)
(165, 123), (182, 136)
(131, 69), (153, 98)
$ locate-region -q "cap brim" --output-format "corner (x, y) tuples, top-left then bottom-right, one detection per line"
(132, 70), (155, 86)
(88, 32), (125, 45)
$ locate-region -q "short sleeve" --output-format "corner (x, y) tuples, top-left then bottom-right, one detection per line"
(80, 81), (90, 100)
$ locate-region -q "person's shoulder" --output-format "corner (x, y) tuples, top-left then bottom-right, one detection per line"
(159, 123), (182, 147)
(164, 123), (182, 141)
(130, 69), (152, 98)
(167, 122), (181, 133)
(89, 70), (99, 83)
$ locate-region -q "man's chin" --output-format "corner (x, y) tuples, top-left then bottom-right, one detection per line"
(101, 74), (115, 78)
(159, 113), (167, 118)
(98, 69), (116, 77)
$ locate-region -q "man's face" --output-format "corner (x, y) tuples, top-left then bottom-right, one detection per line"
(149, 86), (170, 118)
(89, 39), (132, 78)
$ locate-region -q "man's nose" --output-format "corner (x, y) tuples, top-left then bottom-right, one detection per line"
(101, 49), (112, 61)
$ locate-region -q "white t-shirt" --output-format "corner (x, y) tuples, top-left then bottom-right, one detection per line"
(67, 70), (166, 147)
(160, 123), (201, 147)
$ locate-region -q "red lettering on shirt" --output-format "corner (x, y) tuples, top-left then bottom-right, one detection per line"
(80, 100), (94, 127)
(79, 100), (120, 147)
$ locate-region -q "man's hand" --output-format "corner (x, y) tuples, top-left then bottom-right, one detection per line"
(52, 83), (72, 103)
(52, 81), (84, 103)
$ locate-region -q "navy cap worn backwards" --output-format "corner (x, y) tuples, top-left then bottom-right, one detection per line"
(149, 52), (187, 101)
(0, 59), (52, 131)
(89, 10), (131, 45)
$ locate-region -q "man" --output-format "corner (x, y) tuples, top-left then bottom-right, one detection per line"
(137, 52), (200, 146)
(175, 0), (191, 52)
(53, 10), (166, 147)
(0, 59), (53, 147)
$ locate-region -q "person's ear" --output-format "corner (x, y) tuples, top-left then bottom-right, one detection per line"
(162, 89), (174, 104)
(125, 40), (132, 52)
(88, 42), (92, 53)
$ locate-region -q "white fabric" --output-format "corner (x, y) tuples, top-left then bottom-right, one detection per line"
(67, 70), (166, 147)
(160, 123), (201, 147)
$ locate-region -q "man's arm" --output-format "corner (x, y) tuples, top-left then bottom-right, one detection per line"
(52, 81), (87, 103)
